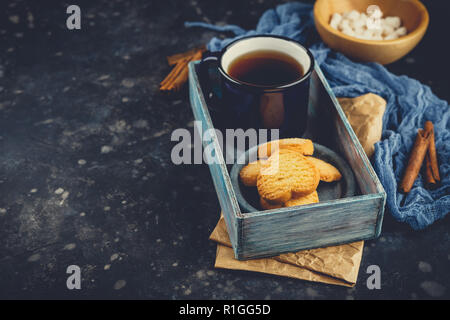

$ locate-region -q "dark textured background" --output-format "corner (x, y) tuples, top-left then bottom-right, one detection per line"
(0, 0), (448, 299)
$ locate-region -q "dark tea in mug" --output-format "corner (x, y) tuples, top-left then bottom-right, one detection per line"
(202, 35), (314, 138)
(227, 50), (305, 87)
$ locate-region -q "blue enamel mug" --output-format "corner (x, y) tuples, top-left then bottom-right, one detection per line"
(200, 35), (315, 138)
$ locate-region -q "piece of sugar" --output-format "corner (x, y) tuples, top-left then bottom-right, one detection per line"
(330, 13), (342, 29)
(347, 10), (360, 21)
(382, 24), (395, 37)
(384, 33), (399, 40)
(352, 33), (364, 39)
(367, 4), (383, 19)
(353, 26), (364, 36)
(395, 26), (407, 37)
(360, 13), (368, 22)
(372, 28), (383, 38)
(330, 20), (339, 30)
(362, 29), (374, 40)
(331, 8), (405, 41)
(351, 17), (365, 30)
(372, 34), (383, 41)
(384, 16), (401, 29)
(342, 27), (355, 37)
(331, 12), (342, 21)
(338, 18), (350, 31)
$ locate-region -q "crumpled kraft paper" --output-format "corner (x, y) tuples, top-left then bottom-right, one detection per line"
(337, 93), (386, 158)
(210, 216), (363, 287)
(209, 93), (386, 287)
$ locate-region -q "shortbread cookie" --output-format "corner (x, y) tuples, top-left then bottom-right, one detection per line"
(257, 149), (320, 204)
(307, 157), (342, 182)
(284, 191), (319, 207)
(239, 160), (265, 187)
(260, 197), (283, 210)
(257, 138), (314, 158)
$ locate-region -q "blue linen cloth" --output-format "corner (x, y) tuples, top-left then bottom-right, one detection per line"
(185, 2), (450, 230)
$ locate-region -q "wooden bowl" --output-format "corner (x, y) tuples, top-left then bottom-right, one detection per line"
(314, 0), (429, 64)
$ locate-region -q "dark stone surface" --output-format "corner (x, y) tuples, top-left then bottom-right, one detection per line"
(0, 0), (448, 299)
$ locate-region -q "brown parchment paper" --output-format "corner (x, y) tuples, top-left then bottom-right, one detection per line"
(337, 93), (386, 158)
(210, 216), (363, 287)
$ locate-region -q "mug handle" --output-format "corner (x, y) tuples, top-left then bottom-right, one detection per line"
(199, 51), (222, 105)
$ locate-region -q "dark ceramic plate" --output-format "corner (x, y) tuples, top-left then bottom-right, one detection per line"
(230, 143), (356, 213)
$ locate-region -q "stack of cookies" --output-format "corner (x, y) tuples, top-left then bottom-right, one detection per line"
(239, 138), (342, 210)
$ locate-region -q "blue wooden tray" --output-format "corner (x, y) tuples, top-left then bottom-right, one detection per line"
(188, 60), (386, 260)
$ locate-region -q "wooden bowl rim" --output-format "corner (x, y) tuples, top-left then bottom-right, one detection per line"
(313, 0), (429, 45)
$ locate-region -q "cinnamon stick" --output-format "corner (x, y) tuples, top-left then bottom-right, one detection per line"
(165, 50), (203, 91)
(166, 45), (206, 66)
(424, 121), (440, 186)
(425, 152), (436, 186)
(399, 126), (433, 193)
(160, 58), (189, 90)
(160, 46), (205, 92)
